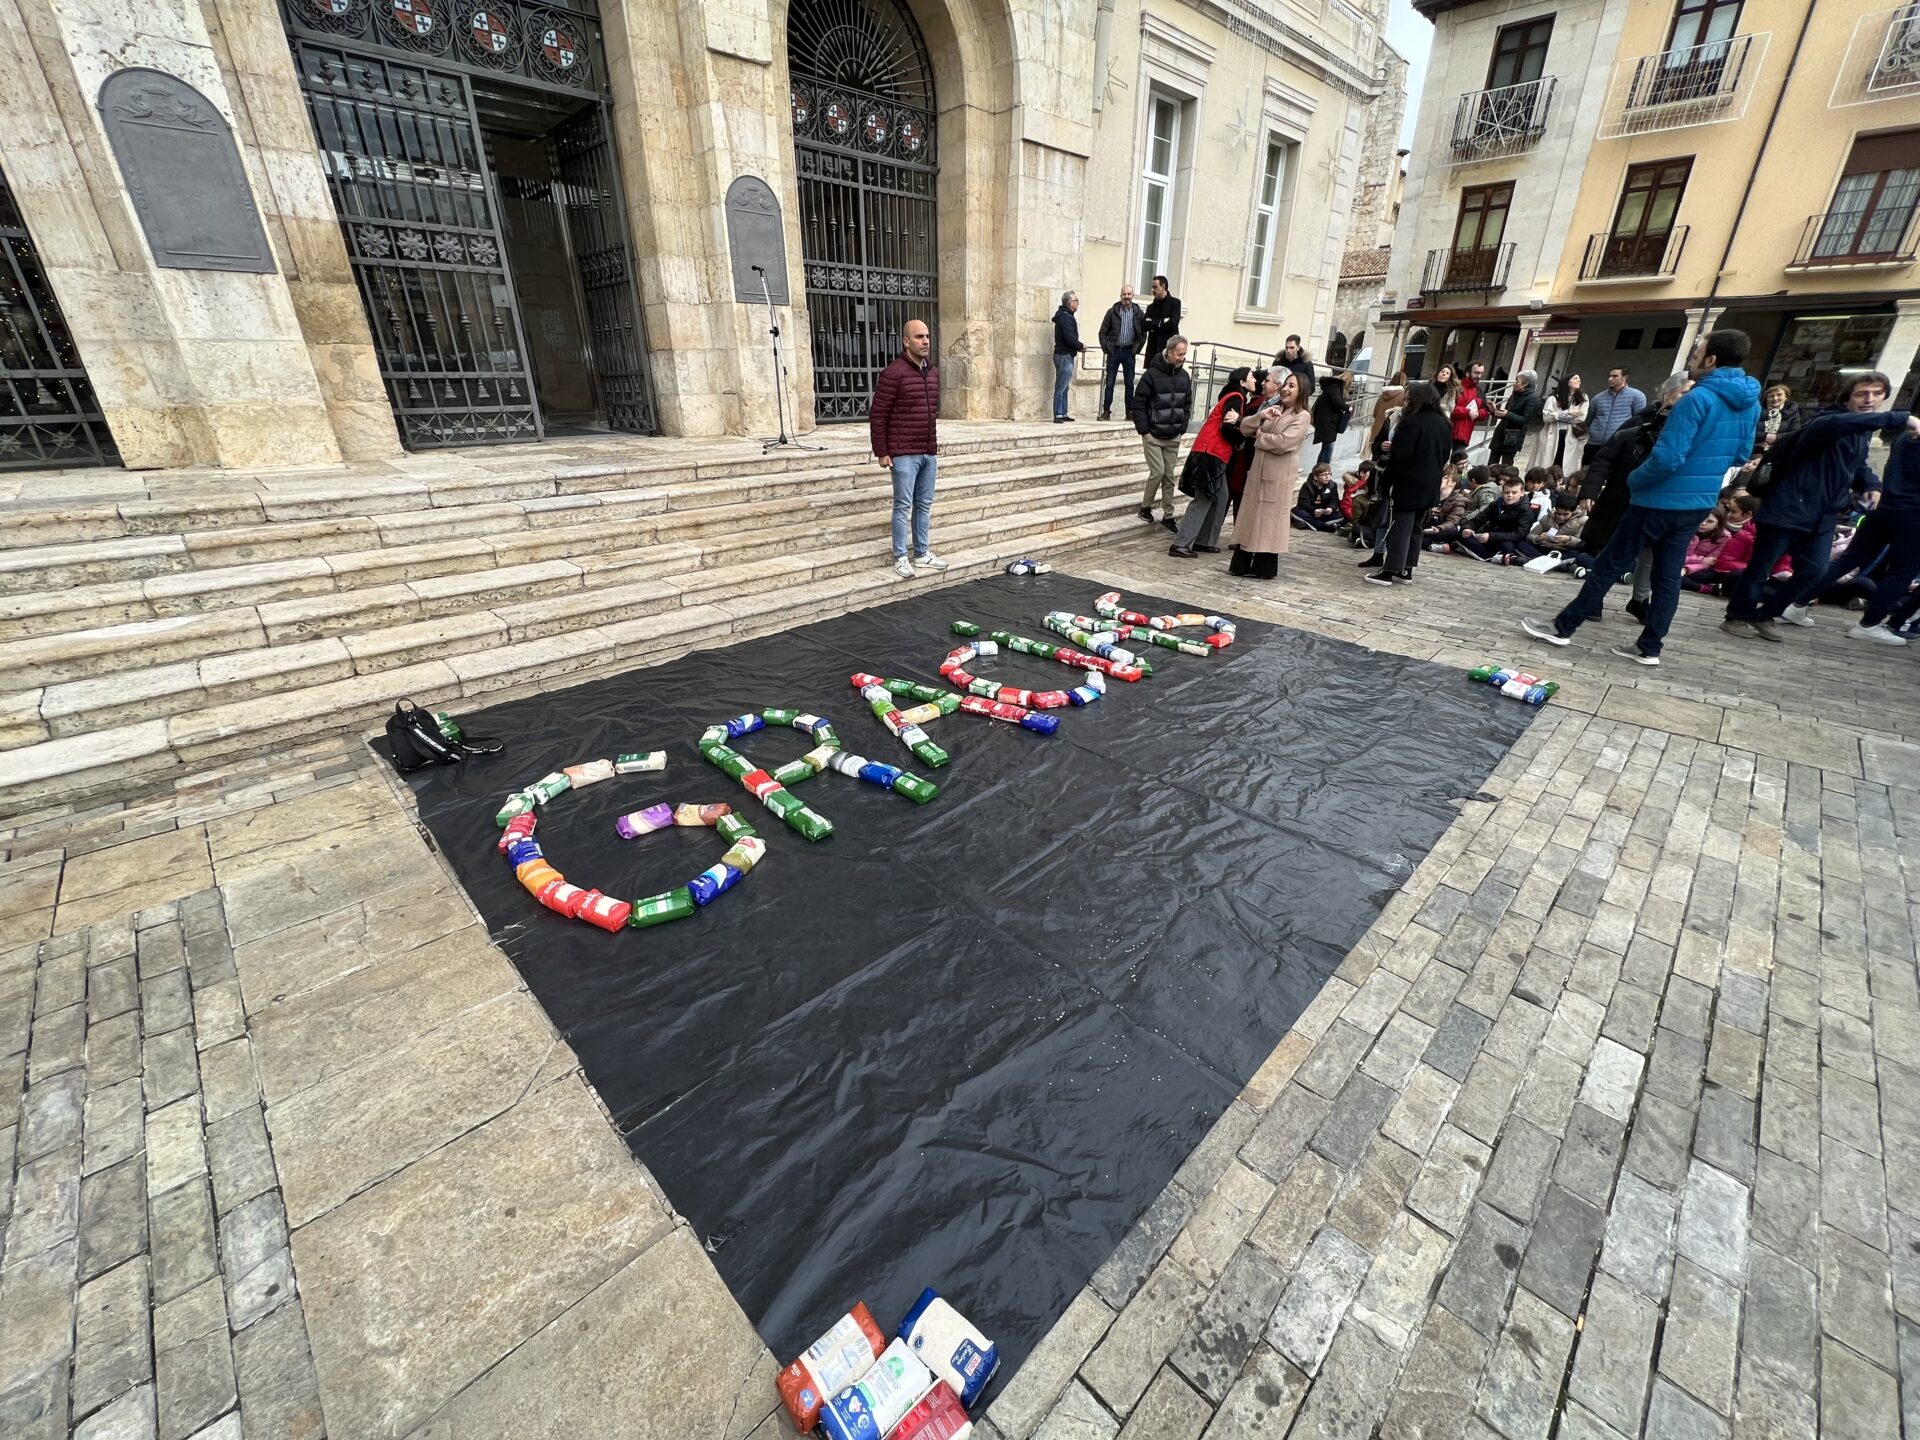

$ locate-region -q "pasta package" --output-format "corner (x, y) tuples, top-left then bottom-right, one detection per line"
(776, 1303), (887, 1433)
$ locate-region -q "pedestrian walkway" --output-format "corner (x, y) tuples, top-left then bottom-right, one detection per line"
(2, 526), (1917, 1438)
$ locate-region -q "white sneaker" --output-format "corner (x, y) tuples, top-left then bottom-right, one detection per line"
(913, 551), (949, 571)
(1849, 622), (1909, 646)
(1781, 604), (1815, 627)
(893, 555), (916, 579)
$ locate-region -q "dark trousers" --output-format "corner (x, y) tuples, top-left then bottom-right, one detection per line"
(1102, 350), (1136, 419)
(1381, 507), (1429, 574)
(1859, 509), (1920, 628)
(1291, 507), (1342, 531)
(1456, 534), (1532, 561)
(1830, 509), (1895, 584)
(1725, 519), (1837, 622)
(1553, 503), (1709, 658)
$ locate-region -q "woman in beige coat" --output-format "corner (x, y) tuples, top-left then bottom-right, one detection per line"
(1231, 371), (1312, 578)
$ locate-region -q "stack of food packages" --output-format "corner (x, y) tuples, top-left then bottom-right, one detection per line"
(776, 1290), (1000, 1440)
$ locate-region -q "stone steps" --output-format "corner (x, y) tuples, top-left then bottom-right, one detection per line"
(0, 428), (1137, 549)
(0, 462), (1140, 643)
(0, 440), (1138, 603)
(0, 508), (1146, 811)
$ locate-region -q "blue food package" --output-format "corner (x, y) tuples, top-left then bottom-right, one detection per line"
(898, 1288), (1000, 1407)
(818, 1338), (933, 1440)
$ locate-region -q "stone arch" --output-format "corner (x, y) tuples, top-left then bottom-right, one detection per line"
(771, 0), (1021, 420)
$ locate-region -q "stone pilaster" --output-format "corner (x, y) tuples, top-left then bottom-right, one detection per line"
(1872, 297), (1920, 407)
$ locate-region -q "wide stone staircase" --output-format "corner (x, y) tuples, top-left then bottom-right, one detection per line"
(0, 425), (1148, 815)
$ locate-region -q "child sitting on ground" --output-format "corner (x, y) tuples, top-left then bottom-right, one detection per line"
(1526, 491), (1586, 559)
(1452, 475), (1536, 562)
(1292, 464), (1343, 530)
(1463, 464), (1498, 515)
(1684, 492), (1787, 593)
(1679, 510), (1730, 587)
(1423, 468), (1470, 550)
(1524, 467), (1556, 523)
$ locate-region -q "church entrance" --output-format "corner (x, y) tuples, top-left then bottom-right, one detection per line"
(280, 0), (656, 448)
(787, 0), (940, 424)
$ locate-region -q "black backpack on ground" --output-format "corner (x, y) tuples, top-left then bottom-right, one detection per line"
(383, 701), (502, 773)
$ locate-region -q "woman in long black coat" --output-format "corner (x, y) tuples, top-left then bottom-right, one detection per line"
(1365, 381), (1453, 585)
(1310, 374), (1349, 468)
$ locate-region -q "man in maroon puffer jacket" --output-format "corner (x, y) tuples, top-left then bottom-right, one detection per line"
(870, 319), (947, 580)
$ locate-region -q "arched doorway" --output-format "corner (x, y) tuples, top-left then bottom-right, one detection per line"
(788, 0), (939, 423)
(1403, 328), (1428, 380)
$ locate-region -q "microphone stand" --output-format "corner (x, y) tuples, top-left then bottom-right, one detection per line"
(753, 265), (823, 454)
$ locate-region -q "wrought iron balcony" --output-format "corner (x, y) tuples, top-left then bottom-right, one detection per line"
(1421, 242), (1514, 294)
(1789, 208), (1920, 268)
(1578, 227), (1689, 282)
(1871, 3), (1920, 92)
(1448, 77), (1557, 164)
(1600, 33), (1766, 137)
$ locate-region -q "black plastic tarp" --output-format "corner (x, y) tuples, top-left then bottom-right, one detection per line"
(402, 572), (1531, 1385)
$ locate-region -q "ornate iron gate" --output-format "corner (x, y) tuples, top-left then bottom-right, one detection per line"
(281, 0), (655, 448)
(0, 166), (117, 471)
(788, 0), (939, 424)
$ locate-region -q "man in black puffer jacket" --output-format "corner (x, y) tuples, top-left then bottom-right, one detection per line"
(1132, 336), (1194, 530)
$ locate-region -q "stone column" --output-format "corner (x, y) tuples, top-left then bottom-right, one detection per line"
(1672, 304), (1726, 378)
(1871, 297), (1920, 408)
(5, 0), (348, 470)
(1510, 313), (1549, 378)
(203, 0), (402, 460)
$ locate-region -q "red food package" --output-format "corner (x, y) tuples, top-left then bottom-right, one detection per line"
(537, 879), (588, 916)
(776, 1303), (887, 1433)
(497, 813), (537, 852)
(888, 1382), (974, 1440)
(1029, 690), (1072, 710)
(576, 891), (633, 932)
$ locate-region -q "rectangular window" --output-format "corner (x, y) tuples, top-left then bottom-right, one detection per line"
(1813, 130), (1920, 260)
(1446, 183), (1512, 288)
(1600, 157), (1691, 274)
(1667, 0), (1744, 52)
(1487, 17), (1553, 90)
(1244, 139), (1288, 310)
(1137, 96), (1182, 295)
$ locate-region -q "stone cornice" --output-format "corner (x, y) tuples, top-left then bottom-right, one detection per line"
(1158, 0), (1382, 99)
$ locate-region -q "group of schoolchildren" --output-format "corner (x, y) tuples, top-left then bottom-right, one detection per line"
(1289, 430), (1890, 612)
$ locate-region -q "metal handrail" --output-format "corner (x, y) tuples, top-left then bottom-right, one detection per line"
(1623, 33), (1755, 110)
(1790, 207), (1920, 267)
(1421, 242), (1515, 293)
(1578, 226), (1689, 281)
(1449, 77), (1557, 162)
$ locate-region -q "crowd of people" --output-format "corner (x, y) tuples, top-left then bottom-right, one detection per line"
(870, 305), (1919, 666)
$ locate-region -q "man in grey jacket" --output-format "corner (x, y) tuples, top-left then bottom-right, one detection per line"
(1097, 284), (1147, 422)
(1582, 367), (1647, 464)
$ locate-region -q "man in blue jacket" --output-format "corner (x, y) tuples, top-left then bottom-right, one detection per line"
(1052, 291), (1085, 423)
(1523, 329), (1761, 665)
(1723, 372), (1913, 640)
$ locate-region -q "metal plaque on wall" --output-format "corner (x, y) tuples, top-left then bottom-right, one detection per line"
(725, 175), (790, 304)
(97, 68), (275, 274)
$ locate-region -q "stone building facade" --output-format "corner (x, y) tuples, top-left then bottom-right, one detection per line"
(0, 0), (1399, 474)
(1329, 36), (1407, 371)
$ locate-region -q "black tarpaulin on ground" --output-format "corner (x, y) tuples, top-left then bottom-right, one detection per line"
(400, 571), (1532, 1387)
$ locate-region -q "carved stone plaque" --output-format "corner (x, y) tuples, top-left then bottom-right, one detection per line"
(98, 69), (276, 274)
(725, 175), (790, 304)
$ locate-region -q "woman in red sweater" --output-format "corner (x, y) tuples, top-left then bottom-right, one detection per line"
(1170, 367), (1262, 557)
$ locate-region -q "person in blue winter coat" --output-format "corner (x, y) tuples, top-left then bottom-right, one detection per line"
(1723, 371), (1913, 639)
(1522, 328), (1761, 666)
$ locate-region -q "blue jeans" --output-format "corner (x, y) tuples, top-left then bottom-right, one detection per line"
(1053, 354), (1075, 419)
(1725, 519), (1836, 622)
(1102, 350), (1136, 418)
(1553, 503), (1709, 658)
(890, 454), (937, 558)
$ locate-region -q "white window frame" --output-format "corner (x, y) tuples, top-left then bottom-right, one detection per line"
(1244, 137), (1289, 309)
(1138, 94), (1183, 295)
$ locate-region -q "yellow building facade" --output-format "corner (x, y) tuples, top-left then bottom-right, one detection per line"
(1385, 0), (1920, 410)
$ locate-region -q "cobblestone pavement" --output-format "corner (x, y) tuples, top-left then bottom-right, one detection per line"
(3, 522), (1918, 1437)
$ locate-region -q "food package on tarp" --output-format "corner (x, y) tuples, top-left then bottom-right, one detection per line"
(716, 812), (757, 843)
(576, 890), (633, 932)
(537, 879), (588, 917)
(494, 791), (537, 827)
(898, 1289), (1000, 1407)
(529, 772), (571, 804)
(887, 1383), (973, 1440)
(628, 887), (695, 928)
(819, 1338), (935, 1440)
(497, 813), (537, 851)
(563, 759), (615, 787)
(615, 751), (667, 773)
(615, 804), (675, 839)
(721, 837), (767, 874)
(675, 802), (732, 826)
(776, 1302), (887, 1433)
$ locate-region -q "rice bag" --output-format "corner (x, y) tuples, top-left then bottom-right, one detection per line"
(563, 759), (615, 787)
(615, 751), (667, 774)
(898, 1290), (999, 1407)
(889, 1383), (973, 1440)
(776, 1303), (886, 1433)
(818, 1338), (934, 1440)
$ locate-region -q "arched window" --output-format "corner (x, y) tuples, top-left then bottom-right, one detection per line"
(1327, 330), (1349, 367)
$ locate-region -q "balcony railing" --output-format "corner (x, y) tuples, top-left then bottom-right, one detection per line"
(1599, 32), (1767, 137)
(1578, 227), (1689, 282)
(1789, 208), (1920, 268)
(1833, 6), (1920, 106)
(1421, 242), (1515, 294)
(1448, 77), (1557, 164)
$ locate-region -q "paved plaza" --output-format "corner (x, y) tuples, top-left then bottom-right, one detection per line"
(3, 518), (1919, 1438)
